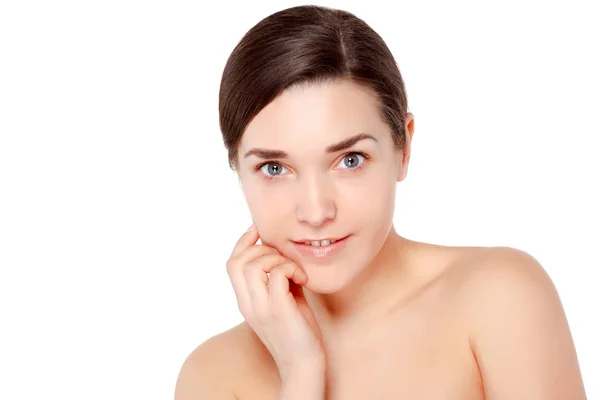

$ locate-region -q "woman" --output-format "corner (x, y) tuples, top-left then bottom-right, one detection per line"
(175, 5), (586, 399)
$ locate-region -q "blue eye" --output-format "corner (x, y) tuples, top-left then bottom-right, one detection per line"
(255, 151), (370, 181)
(337, 152), (366, 169)
(259, 162), (289, 179)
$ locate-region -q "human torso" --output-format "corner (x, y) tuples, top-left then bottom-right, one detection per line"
(225, 243), (486, 399)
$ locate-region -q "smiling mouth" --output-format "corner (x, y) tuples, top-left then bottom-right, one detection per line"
(292, 235), (350, 246)
(291, 235), (351, 258)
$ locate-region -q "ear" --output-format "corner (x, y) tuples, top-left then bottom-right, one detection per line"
(397, 112), (415, 182)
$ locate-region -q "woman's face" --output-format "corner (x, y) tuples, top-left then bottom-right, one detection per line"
(236, 79), (412, 293)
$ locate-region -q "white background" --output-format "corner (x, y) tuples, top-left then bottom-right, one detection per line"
(1, 0), (598, 399)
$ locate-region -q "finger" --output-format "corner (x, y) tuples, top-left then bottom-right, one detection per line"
(227, 244), (280, 281)
(227, 247), (277, 315)
(243, 253), (305, 284)
(229, 224), (260, 259)
(244, 253), (289, 310)
(268, 262), (300, 304)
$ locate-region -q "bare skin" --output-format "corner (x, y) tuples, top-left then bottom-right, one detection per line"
(175, 79), (586, 399)
(223, 237), (486, 399)
(175, 236), (586, 399)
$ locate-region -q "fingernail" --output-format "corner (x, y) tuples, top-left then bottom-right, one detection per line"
(246, 223), (256, 232)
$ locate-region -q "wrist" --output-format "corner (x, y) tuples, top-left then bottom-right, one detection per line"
(279, 360), (326, 399)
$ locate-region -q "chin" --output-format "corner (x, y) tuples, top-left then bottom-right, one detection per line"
(282, 242), (374, 294)
(302, 279), (341, 294)
(298, 261), (359, 294)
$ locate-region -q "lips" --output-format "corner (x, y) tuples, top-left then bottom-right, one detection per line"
(293, 235), (349, 244)
(292, 235), (351, 258)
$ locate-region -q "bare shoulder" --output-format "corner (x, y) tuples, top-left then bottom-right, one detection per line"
(447, 246), (587, 398)
(447, 245), (563, 313)
(442, 245), (554, 290)
(175, 325), (253, 400)
(174, 324), (241, 400)
(445, 245), (566, 328)
(174, 322), (273, 400)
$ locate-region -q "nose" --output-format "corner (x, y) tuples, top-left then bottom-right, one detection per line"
(295, 173), (337, 227)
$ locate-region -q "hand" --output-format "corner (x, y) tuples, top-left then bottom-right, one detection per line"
(226, 224), (326, 380)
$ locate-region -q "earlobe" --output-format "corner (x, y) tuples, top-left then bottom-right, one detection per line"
(397, 164), (407, 182)
(397, 113), (414, 182)
(396, 151), (408, 182)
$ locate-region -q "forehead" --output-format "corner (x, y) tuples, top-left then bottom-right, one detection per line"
(240, 79), (386, 149)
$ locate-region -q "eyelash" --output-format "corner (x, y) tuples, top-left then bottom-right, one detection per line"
(254, 151), (371, 181)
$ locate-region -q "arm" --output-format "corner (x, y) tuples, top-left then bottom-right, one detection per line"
(466, 247), (587, 399)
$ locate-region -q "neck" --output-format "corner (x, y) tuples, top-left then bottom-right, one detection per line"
(302, 227), (414, 335)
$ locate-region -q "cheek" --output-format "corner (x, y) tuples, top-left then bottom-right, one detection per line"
(247, 188), (288, 215)
(244, 189), (289, 240)
(345, 179), (396, 220)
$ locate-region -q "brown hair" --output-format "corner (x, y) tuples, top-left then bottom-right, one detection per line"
(218, 5), (409, 171)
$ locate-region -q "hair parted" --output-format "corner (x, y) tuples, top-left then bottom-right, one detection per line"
(219, 5), (409, 171)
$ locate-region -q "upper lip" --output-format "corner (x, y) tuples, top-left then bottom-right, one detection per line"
(293, 235), (348, 243)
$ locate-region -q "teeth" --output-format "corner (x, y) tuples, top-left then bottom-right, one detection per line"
(304, 239), (336, 246)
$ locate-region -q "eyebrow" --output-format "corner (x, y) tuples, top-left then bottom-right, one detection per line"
(243, 133), (378, 160)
